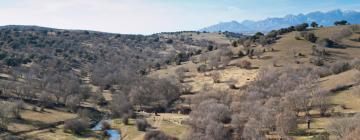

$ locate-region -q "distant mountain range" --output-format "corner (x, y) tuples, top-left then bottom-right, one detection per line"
(200, 9), (360, 34)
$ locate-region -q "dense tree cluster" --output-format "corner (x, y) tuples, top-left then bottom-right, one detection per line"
(186, 66), (331, 139)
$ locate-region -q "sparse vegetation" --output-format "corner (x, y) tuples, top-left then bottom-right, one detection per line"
(235, 60), (252, 69)
(330, 61), (351, 74)
(0, 16), (357, 140)
(144, 130), (179, 140)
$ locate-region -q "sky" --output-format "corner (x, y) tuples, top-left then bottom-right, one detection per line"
(0, 0), (359, 34)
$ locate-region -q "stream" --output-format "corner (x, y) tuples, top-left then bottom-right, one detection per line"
(91, 120), (121, 140)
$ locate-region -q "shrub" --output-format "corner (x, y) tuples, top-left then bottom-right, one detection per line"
(166, 39), (173, 44)
(328, 114), (360, 139)
(313, 67), (332, 78)
(211, 72), (221, 83)
(330, 61), (350, 74)
(110, 93), (133, 117)
(312, 90), (330, 117)
(197, 64), (207, 73)
(64, 119), (89, 135)
(207, 45), (214, 51)
(144, 130), (179, 140)
(295, 23), (309, 31)
(236, 60), (252, 69)
(10, 100), (24, 119)
(303, 32), (317, 43)
(175, 67), (188, 83)
(136, 118), (149, 131)
(310, 57), (324, 66)
(350, 58), (360, 71)
(317, 38), (335, 48)
(97, 96), (108, 106)
(122, 115), (129, 125)
(220, 56), (231, 67)
(101, 121), (111, 130)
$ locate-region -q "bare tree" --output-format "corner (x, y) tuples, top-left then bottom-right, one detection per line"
(242, 118), (266, 140)
(0, 103), (11, 130)
(187, 99), (232, 140)
(211, 72), (221, 83)
(220, 56), (231, 68)
(276, 111), (297, 137)
(328, 114), (360, 139)
(110, 93), (133, 118)
(199, 53), (209, 64)
(175, 67), (188, 83)
(208, 54), (221, 70)
(312, 90), (330, 116)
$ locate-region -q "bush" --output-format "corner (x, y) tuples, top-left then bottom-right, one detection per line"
(317, 38), (335, 48)
(197, 64), (207, 73)
(136, 118), (149, 131)
(236, 60), (252, 69)
(166, 39), (173, 44)
(110, 93), (133, 117)
(97, 96), (108, 106)
(144, 130), (179, 140)
(328, 114), (360, 139)
(303, 32), (317, 43)
(175, 67), (189, 83)
(310, 57), (324, 66)
(211, 72), (221, 83)
(64, 119), (89, 135)
(330, 61), (350, 74)
(122, 115), (129, 125)
(295, 23), (309, 31)
(101, 121), (111, 130)
(313, 67), (332, 78)
(350, 58), (360, 71)
(207, 45), (214, 51)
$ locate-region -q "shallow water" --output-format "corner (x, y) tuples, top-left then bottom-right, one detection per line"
(91, 120), (121, 140)
(105, 130), (121, 140)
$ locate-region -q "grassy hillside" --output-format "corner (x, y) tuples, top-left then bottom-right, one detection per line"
(0, 24), (359, 140)
(151, 24), (360, 140)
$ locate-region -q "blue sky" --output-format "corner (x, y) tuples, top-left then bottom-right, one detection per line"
(0, 0), (359, 34)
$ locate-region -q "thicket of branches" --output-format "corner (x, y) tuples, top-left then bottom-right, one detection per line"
(186, 66), (332, 139)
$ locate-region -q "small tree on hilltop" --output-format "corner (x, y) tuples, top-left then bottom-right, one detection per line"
(334, 20), (348, 26)
(311, 22), (319, 28)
